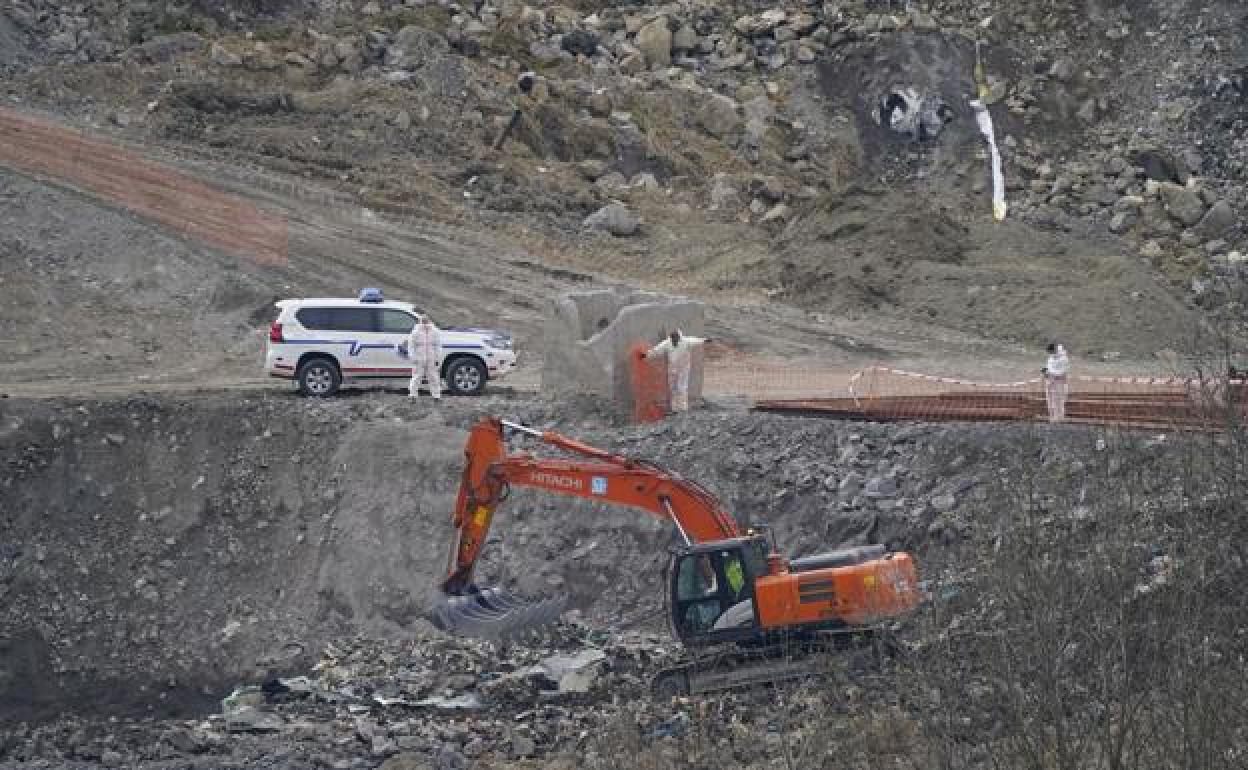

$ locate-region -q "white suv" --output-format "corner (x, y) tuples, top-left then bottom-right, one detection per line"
(264, 291), (517, 397)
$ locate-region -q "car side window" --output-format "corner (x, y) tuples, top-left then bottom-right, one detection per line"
(327, 308), (377, 332)
(378, 310), (416, 334)
(295, 308), (332, 330)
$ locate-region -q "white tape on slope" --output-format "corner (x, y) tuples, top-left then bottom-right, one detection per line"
(970, 99), (1008, 221)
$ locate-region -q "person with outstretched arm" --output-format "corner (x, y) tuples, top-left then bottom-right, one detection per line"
(643, 329), (709, 413)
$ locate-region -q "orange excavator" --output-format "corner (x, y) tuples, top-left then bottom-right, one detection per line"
(431, 417), (921, 695)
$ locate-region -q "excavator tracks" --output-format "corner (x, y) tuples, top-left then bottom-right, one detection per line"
(651, 631), (895, 697)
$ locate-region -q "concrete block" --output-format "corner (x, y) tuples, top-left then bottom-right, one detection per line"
(541, 288), (705, 415)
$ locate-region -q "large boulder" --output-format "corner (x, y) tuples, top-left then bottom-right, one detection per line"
(1193, 200), (1236, 239)
(635, 17), (671, 69)
(1159, 183), (1207, 227)
(583, 203), (639, 236)
(698, 94), (742, 139)
(384, 25), (449, 70)
(561, 29), (598, 57)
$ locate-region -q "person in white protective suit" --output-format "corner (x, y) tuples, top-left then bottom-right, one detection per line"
(643, 329), (709, 413)
(407, 316), (442, 400)
(1042, 342), (1070, 422)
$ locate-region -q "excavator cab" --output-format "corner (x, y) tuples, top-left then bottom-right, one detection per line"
(669, 535), (771, 647)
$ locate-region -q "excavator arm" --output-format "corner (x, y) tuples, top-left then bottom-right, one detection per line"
(441, 418), (739, 595)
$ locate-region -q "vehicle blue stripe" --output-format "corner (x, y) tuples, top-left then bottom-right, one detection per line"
(275, 339), (485, 356)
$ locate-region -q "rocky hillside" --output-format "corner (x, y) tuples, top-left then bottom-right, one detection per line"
(2, 0), (1244, 357)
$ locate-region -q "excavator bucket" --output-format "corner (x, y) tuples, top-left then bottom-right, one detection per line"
(429, 588), (566, 639)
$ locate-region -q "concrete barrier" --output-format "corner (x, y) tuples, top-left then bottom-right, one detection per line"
(541, 288), (705, 415)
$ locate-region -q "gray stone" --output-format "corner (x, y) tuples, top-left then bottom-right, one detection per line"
(1048, 56), (1077, 81)
(698, 94), (741, 139)
(708, 173), (740, 211)
(635, 17), (672, 69)
(631, 172), (661, 191)
(620, 52), (645, 75)
(140, 32), (205, 63)
(284, 51), (316, 72)
(864, 476), (898, 499)
(1159, 183), (1207, 227)
(379, 755), (435, 770)
(576, 159), (608, 181)
(561, 29), (599, 57)
(838, 471), (863, 499)
(209, 42), (241, 67)
(537, 649), (606, 692)
(671, 25), (697, 53)
(48, 31), (78, 54)
(1109, 210), (1136, 234)
(587, 90), (612, 118)
(930, 493), (957, 513)
(385, 25), (449, 70)
(511, 735), (537, 758)
(583, 203), (640, 236)
(414, 693), (483, 710)
(1081, 184), (1117, 206)
(594, 172), (629, 192)
(760, 203), (791, 223)
(226, 707), (285, 733)
(1193, 200), (1235, 239)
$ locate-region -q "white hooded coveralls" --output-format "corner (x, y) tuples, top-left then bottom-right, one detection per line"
(407, 320), (442, 398)
(1044, 344), (1070, 421)
(645, 332), (706, 412)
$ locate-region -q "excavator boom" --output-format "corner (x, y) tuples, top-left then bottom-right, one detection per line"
(434, 418), (739, 636)
(442, 418), (738, 594)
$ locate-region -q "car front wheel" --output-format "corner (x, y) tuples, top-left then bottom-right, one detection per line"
(444, 357), (487, 396)
(297, 358), (341, 397)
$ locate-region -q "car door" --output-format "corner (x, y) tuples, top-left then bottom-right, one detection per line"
(374, 308), (418, 378)
(325, 307), (391, 379)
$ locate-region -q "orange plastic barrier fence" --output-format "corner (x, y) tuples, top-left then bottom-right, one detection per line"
(698, 352), (1246, 431)
(630, 342), (669, 423)
(0, 107), (288, 266)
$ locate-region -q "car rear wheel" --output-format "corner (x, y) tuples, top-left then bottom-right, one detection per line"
(445, 357), (487, 396)
(297, 358), (341, 397)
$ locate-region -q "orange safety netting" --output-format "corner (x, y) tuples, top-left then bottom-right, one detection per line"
(697, 351), (1246, 430)
(835, 366), (1245, 429)
(0, 107), (288, 266)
